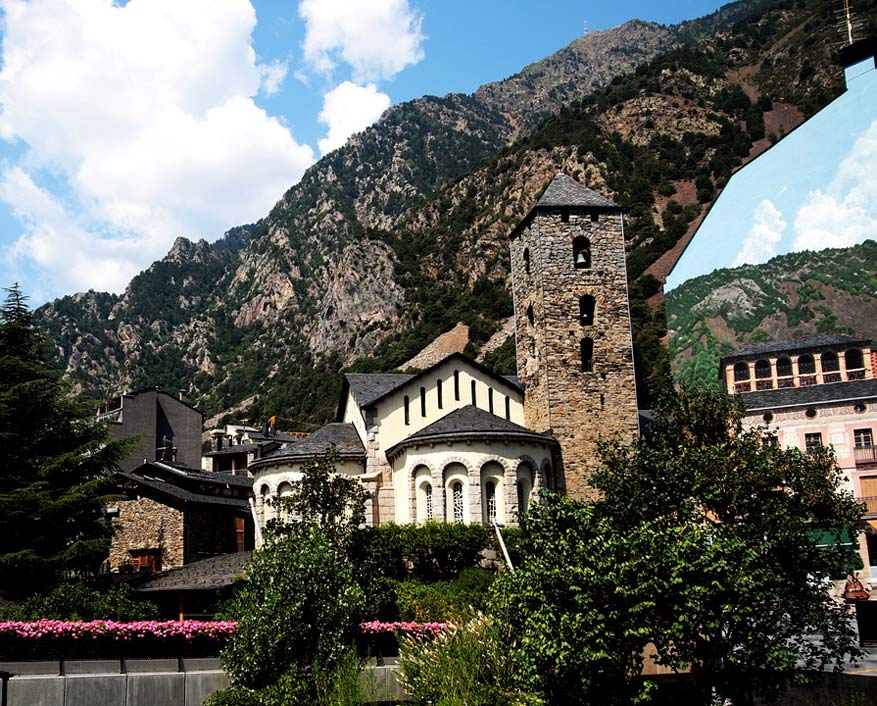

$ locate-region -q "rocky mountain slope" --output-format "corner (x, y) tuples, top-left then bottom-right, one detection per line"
(667, 240), (877, 391)
(35, 0), (876, 427)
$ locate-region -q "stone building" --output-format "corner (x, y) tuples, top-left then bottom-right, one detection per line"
(108, 460), (255, 573)
(249, 173), (639, 540)
(508, 173), (640, 499)
(202, 423), (301, 475)
(719, 333), (877, 578)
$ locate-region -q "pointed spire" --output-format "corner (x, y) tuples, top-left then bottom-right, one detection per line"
(536, 172), (618, 208)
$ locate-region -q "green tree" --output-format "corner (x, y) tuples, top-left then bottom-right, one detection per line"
(220, 525), (365, 691)
(502, 494), (665, 706)
(0, 284), (132, 596)
(594, 386), (863, 706)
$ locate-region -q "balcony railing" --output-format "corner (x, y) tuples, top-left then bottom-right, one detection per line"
(855, 446), (877, 465)
(857, 496), (877, 516)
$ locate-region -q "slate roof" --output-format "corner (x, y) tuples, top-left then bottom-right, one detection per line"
(135, 552), (250, 593)
(117, 471), (252, 509)
(246, 430), (301, 443)
(535, 173), (619, 208)
(385, 405), (557, 458)
(345, 373), (414, 407)
(146, 461), (253, 487)
(740, 378), (877, 411)
(250, 423), (365, 469)
(722, 334), (871, 362)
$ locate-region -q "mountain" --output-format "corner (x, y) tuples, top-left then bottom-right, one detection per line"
(667, 240), (877, 391)
(35, 0), (877, 427)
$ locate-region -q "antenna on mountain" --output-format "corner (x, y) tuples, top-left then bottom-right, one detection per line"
(583, 19), (589, 36)
(834, 0), (864, 47)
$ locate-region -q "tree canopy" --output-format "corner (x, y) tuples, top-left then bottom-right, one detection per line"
(0, 283), (131, 595)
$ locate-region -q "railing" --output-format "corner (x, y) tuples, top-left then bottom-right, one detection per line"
(857, 496), (877, 516)
(855, 446), (877, 465)
(849, 369), (866, 380)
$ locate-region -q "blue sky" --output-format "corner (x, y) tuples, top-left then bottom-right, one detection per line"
(667, 56), (877, 290)
(0, 0), (730, 305)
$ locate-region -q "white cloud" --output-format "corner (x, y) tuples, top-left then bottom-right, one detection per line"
(299, 0), (425, 82)
(259, 60), (289, 96)
(0, 0), (315, 297)
(792, 120), (877, 251)
(731, 199), (787, 266)
(318, 81), (390, 155)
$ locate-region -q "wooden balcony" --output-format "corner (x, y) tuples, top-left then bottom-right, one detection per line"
(858, 496), (877, 517)
(856, 447), (877, 466)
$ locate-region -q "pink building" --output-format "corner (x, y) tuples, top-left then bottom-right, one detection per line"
(719, 334), (877, 580)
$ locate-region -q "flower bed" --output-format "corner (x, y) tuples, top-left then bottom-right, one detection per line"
(0, 620), (237, 660)
(0, 619), (449, 661)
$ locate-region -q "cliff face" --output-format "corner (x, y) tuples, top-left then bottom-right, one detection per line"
(667, 241), (877, 390)
(34, 0), (876, 425)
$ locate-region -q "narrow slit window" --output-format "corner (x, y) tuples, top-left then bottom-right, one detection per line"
(580, 338), (594, 373)
(452, 482), (464, 523)
(471, 380), (477, 406)
(424, 484), (433, 520)
(404, 396), (410, 425)
(488, 388), (494, 414)
(420, 386), (427, 417)
(454, 370), (460, 400)
(527, 304), (534, 326)
(505, 396), (511, 420)
(579, 295), (596, 326)
(523, 248), (530, 275)
(437, 379), (443, 409)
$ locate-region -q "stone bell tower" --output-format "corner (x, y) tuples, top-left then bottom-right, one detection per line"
(509, 173), (639, 500)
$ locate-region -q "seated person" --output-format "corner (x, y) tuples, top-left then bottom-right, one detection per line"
(843, 573), (870, 601)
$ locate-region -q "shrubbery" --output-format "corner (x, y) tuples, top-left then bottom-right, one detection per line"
(3, 582), (159, 622)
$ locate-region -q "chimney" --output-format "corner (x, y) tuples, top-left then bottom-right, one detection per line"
(210, 429), (224, 452)
(262, 421), (270, 436)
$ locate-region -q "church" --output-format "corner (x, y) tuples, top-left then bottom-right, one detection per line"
(250, 173), (640, 538)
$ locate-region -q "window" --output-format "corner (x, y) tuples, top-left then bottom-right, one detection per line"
(420, 386), (427, 417)
(580, 338), (594, 373)
(129, 549), (162, 574)
(561, 208), (569, 223)
(527, 304), (534, 326)
(424, 484), (433, 520)
(452, 482), (464, 523)
(846, 348), (865, 370)
(437, 379), (443, 409)
(404, 396), (410, 425)
(798, 354), (816, 374)
(485, 481), (497, 524)
(733, 362), (750, 381)
(776, 357), (792, 377)
(754, 360), (771, 378)
(855, 429), (874, 449)
(523, 248), (530, 275)
(591, 212), (599, 223)
(762, 434), (779, 449)
(471, 380), (477, 406)
(488, 388), (494, 414)
(579, 295), (596, 326)
(763, 412), (774, 424)
(454, 370), (460, 400)
(505, 396), (511, 420)
(821, 351), (839, 372)
(573, 236), (591, 269)
(805, 408), (817, 419)
(805, 432), (823, 453)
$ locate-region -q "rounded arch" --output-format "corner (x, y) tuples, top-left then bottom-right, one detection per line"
(523, 247), (531, 275)
(480, 461), (506, 526)
(776, 356), (793, 377)
(414, 465), (434, 523)
(516, 461), (535, 520)
(540, 458), (555, 492)
(754, 359), (771, 379)
(277, 481), (294, 523)
(820, 351), (838, 372)
(443, 462), (469, 524)
(733, 361), (750, 381)
(573, 236), (591, 269)
(579, 294), (596, 326)
(798, 354), (816, 375)
(846, 348), (864, 370)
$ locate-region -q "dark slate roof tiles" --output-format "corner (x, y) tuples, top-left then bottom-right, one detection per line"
(117, 471), (251, 508)
(386, 405), (556, 457)
(251, 423), (365, 468)
(535, 173), (618, 208)
(135, 552), (250, 592)
(740, 378), (877, 411)
(345, 373), (414, 407)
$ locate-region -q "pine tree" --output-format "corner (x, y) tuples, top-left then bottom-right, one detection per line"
(0, 283), (131, 596)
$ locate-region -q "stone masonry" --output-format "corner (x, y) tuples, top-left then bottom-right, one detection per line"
(108, 497), (184, 571)
(510, 174), (639, 499)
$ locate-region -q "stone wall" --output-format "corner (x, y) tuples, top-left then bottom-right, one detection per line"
(108, 497), (184, 571)
(510, 207), (639, 500)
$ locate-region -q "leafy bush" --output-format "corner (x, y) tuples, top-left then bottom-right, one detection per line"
(221, 526), (365, 690)
(396, 567), (494, 622)
(4, 582), (159, 621)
